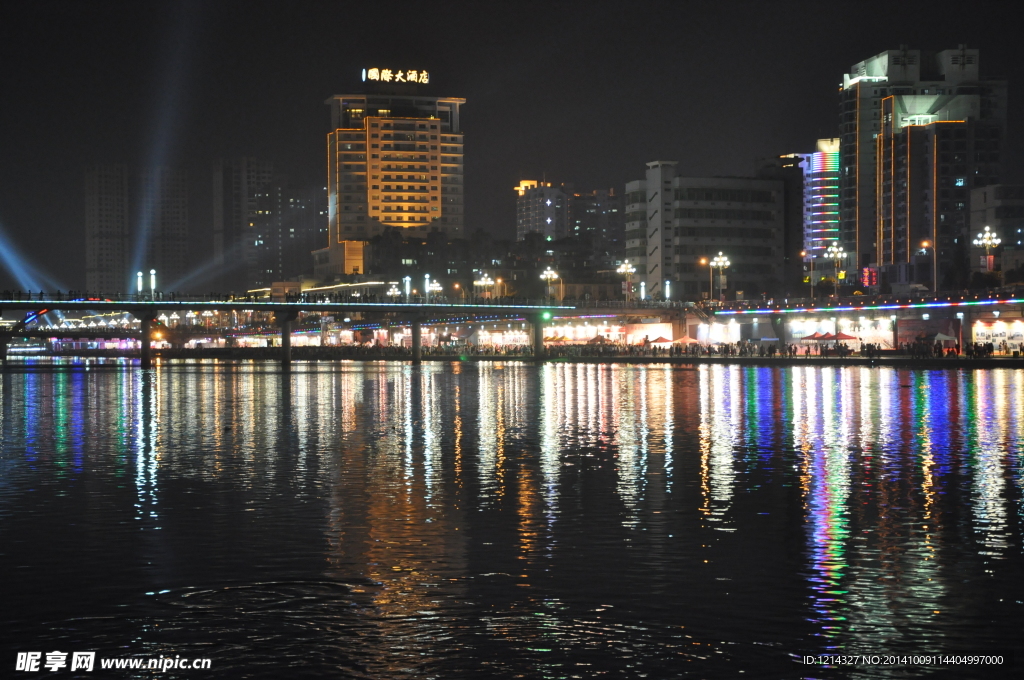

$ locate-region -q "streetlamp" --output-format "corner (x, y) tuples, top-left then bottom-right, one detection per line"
(801, 250), (816, 301)
(387, 283), (400, 300)
(825, 244), (845, 298)
(403, 276), (411, 302)
(699, 257), (710, 300)
(474, 273), (494, 299)
(149, 269), (157, 297)
(540, 267), (559, 301)
(616, 262), (635, 302)
(424, 274), (431, 302)
(137, 271), (144, 298)
(428, 280), (443, 298)
(973, 226), (1001, 272)
(711, 252), (730, 302)
(920, 240), (937, 292)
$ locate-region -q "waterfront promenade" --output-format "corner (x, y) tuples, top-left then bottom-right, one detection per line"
(14, 346), (1024, 369)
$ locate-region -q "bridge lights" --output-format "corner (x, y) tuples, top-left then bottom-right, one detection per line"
(403, 276), (411, 301)
(137, 271), (143, 295)
(424, 273), (431, 301)
(150, 269), (156, 295)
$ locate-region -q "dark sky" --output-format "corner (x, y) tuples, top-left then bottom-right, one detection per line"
(1, 0), (1022, 289)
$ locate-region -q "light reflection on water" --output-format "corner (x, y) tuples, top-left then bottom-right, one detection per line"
(1, 361), (1022, 678)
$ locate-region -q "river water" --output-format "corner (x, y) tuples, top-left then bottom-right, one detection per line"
(1, 360), (1022, 678)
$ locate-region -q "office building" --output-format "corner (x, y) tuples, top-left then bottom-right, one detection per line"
(213, 158), (275, 290)
(515, 180), (568, 241)
(840, 46), (1007, 290)
(315, 74), (465, 279)
(84, 164), (130, 293)
(625, 162), (783, 300)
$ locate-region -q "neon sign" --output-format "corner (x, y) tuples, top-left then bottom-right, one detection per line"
(362, 68), (429, 84)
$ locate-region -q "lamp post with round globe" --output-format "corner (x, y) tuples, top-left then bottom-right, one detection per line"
(474, 273), (494, 300)
(540, 267), (560, 302)
(711, 252), (730, 302)
(616, 262), (635, 302)
(973, 226), (1001, 272)
(825, 243), (845, 298)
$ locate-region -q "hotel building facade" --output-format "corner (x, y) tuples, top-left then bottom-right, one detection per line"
(314, 76), (465, 279)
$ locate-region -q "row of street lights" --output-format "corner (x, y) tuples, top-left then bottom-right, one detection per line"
(377, 226), (1005, 306)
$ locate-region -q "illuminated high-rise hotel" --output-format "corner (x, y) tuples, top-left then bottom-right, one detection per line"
(315, 70), (465, 278)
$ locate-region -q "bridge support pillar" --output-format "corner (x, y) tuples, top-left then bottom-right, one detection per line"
(139, 315), (156, 369)
(411, 318), (422, 364)
(276, 310), (299, 371)
(532, 313), (546, 361)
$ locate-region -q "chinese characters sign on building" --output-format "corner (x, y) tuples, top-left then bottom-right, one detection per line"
(362, 68), (429, 84)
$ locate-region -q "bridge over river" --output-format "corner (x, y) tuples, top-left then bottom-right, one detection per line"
(0, 295), (694, 367)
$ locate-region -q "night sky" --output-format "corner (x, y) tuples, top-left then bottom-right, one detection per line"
(1, 0), (1022, 290)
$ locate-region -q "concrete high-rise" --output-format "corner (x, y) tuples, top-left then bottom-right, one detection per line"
(839, 46), (1007, 288)
(139, 167), (189, 291)
(315, 73), (464, 279)
(212, 158), (274, 291)
(84, 164), (130, 293)
(568, 188), (624, 248)
(625, 162), (783, 301)
(515, 180), (568, 241)
(250, 180), (319, 288)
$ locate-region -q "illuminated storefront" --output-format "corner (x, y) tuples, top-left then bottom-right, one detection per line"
(972, 319), (1024, 352)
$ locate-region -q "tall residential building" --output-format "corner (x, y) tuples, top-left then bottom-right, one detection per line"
(84, 164), (130, 293)
(139, 167), (189, 290)
(568, 188), (624, 248)
(839, 46), (1007, 286)
(515, 180), (568, 241)
(250, 180), (319, 287)
(315, 78), (465, 279)
(212, 158), (275, 291)
(625, 162), (783, 300)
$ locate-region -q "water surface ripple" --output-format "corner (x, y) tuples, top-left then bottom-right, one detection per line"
(1, 361), (1022, 678)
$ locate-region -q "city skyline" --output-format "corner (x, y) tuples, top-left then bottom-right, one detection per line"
(3, 1), (1024, 290)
